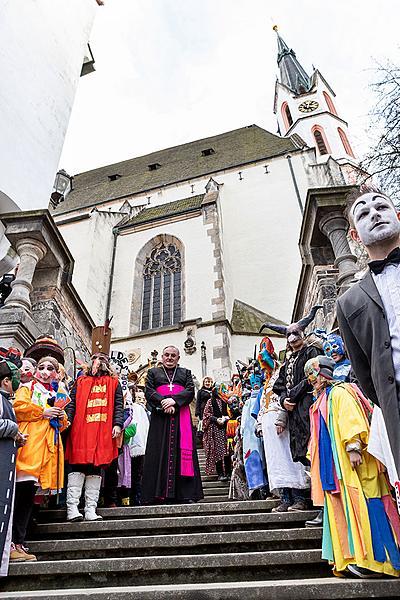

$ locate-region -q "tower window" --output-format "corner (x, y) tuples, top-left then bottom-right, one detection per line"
(312, 125), (330, 156)
(201, 148), (215, 157)
(338, 127), (355, 158)
(141, 242), (182, 330)
(148, 163), (161, 171)
(323, 91), (337, 116)
(108, 174), (121, 181)
(281, 102), (293, 131)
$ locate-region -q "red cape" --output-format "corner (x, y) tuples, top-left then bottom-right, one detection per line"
(66, 375), (119, 467)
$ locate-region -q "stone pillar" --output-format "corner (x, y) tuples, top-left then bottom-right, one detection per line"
(4, 239), (47, 311)
(319, 212), (358, 291)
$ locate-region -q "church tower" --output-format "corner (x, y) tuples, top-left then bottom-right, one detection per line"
(273, 26), (356, 164)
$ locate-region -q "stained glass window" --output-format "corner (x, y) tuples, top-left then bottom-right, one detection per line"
(141, 243), (182, 330)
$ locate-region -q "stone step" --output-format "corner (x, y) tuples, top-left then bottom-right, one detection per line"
(2, 578), (399, 600)
(27, 527), (322, 561)
(200, 474), (218, 482)
(201, 479), (230, 488)
(30, 510), (319, 540)
(200, 495), (233, 503)
(2, 549), (329, 591)
(203, 486), (229, 496)
(35, 500), (280, 523)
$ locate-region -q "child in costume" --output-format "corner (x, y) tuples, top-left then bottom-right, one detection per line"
(12, 355), (68, 561)
(305, 355), (400, 578)
(65, 353), (123, 521)
(0, 359), (27, 573)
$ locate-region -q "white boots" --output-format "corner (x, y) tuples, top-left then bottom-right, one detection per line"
(66, 472), (103, 522)
(84, 475), (103, 521)
(66, 472), (85, 522)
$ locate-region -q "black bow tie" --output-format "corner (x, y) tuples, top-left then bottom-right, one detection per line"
(369, 247), (400, 275)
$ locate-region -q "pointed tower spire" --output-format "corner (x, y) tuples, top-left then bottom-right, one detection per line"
(273, 26), (311, 95)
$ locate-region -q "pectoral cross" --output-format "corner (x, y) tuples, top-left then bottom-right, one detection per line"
(169, 382), (173, 392)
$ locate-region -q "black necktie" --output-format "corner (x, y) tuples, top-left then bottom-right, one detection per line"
(369, 247), (400, 275)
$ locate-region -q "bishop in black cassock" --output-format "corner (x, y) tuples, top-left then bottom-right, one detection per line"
(142, 359), (203, 504)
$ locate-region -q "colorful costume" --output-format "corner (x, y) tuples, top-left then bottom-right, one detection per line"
(259, 370), (309, 496)
(14, 379), (68, 493)
(65, 361), (124, 521)
(202, 384), (230, 478)
(241, 386), (267, 493)
(306, 356), (400, 577)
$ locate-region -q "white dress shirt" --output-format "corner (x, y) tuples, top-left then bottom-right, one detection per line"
(372, 263), (400, 386)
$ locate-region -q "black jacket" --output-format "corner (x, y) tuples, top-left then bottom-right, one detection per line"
(195, 388), (212, 419)
(337, 270), (400, 475)
(273, 344), (323, 464)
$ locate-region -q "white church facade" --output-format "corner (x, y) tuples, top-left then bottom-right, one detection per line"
(51, 30), (358, 384)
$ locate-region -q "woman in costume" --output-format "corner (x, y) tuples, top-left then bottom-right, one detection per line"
(256, 338), (310, 509)
(202, 383), (231, 481)
(195, 376), (213, 439)
(65, 352), (123, 521)
(305, 354), (400, 578)
(13, 352), (68, 561)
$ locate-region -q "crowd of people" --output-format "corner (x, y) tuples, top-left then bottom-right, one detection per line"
(1, 188), (400, 581)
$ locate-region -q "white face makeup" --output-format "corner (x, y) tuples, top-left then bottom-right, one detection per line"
(351, 193), (400, 247)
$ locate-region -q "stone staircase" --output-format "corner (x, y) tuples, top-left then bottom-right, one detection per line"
(1, 448), (399, 598)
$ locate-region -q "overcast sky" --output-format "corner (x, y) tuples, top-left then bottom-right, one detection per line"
(60, 0), (400, 175)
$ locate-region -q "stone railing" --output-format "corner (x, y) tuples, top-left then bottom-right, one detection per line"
(0, 210), (93, 362)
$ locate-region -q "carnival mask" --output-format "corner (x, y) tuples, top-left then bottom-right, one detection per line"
(304, 358), (320, 386)
(351, 193), (400, 247)
(323, 334), (345, 360)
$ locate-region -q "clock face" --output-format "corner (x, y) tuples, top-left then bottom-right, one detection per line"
(299, 100), (319, 113)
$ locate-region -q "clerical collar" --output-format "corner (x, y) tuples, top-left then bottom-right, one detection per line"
(369, 247), (400, 276)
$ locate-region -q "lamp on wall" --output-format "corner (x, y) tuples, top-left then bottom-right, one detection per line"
(50, 169), (73, 208)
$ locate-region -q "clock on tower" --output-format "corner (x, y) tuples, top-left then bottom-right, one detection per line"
(298, 100), (319, 113)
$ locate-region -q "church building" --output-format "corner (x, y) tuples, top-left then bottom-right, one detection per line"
(52, 29), (358, 384)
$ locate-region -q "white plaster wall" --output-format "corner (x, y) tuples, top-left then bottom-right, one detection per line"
(111, 324), (218, 387)
(219, 154), (308, 325)
(58, 210), (120, 324)
(110, 215), (216, 339)
(0, 0), (97, 212)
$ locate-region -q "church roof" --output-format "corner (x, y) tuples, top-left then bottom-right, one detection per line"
(120, 194), (205, 229)
(231, 299), (287, 336)
(275, 28), (311, 95)
(52, 125), (297, 216)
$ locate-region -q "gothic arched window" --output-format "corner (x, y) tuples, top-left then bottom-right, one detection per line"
(338, 127), (355, 158)
(312, 125), (330, 156)
(281, 102), (293, 130)
(141, 242), (182, 330)
(323, 91), (337, 116)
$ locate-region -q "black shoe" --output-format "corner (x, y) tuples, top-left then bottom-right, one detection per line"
(347, 564), (383, 578)
(305, 509), (323, 527)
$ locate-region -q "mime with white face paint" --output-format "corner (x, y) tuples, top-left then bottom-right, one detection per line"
(337, 191), (400, 482)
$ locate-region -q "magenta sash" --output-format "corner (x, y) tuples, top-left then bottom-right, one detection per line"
(156, 384), (194, 477)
